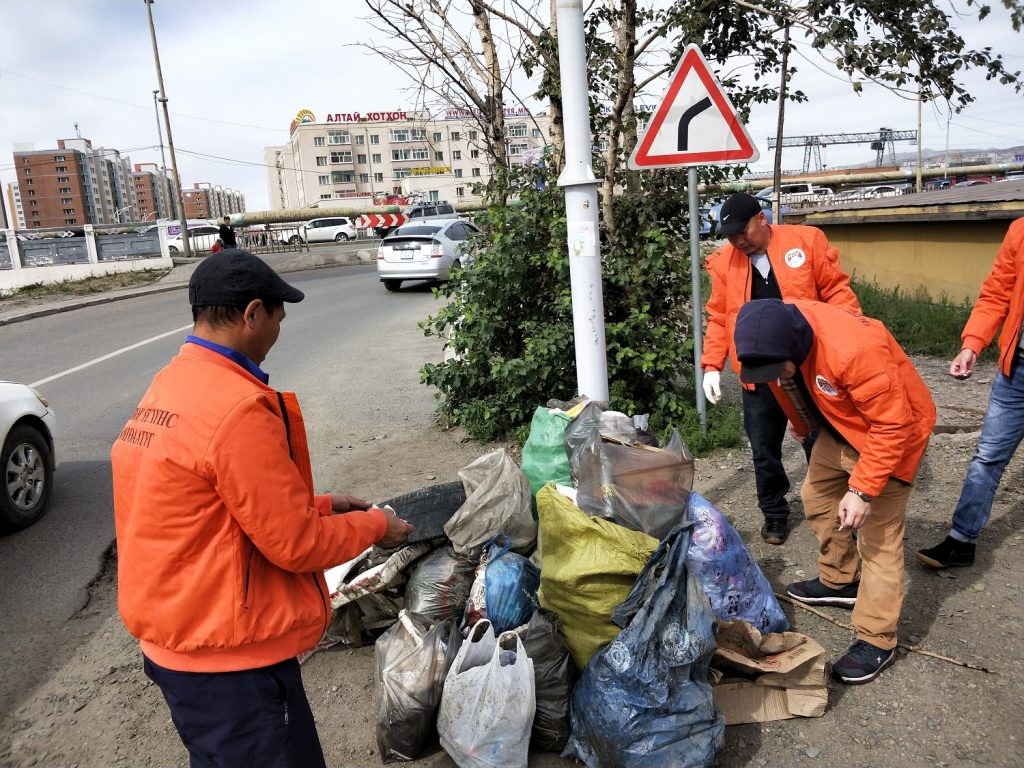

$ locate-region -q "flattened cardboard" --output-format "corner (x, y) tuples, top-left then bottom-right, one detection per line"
(711, 620), (828, 725)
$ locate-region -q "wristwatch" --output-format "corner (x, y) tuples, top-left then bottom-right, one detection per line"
(847, 487), (872, 503)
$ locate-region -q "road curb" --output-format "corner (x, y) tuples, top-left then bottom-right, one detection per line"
(0, 255), (371, 327)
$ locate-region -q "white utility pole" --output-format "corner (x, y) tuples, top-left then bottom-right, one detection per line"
(555, 0), (609, 402)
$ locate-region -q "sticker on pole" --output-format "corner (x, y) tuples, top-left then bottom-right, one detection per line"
(628, 44), (759, 169)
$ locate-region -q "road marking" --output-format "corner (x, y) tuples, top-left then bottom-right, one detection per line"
(30, 324), (192, 388)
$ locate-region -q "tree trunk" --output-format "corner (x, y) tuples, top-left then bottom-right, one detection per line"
(601, 0), (638, 240)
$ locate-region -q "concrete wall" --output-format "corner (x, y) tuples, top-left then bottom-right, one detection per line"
(0, 225), (173, 295)
(814, 219), (1009, 304)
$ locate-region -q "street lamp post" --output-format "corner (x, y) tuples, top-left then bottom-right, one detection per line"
(144, 0), (192, 258)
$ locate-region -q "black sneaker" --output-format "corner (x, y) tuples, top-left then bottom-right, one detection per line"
(831, 640), (896, 684)
(761, 515), (789, 545)
(787, 577), (858, 608)
(917, 536), (976, 569)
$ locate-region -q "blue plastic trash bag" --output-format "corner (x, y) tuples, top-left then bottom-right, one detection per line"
(484, 534), (541, 634)
(564, 522), (724, 768)
(686, 492), (788, 633)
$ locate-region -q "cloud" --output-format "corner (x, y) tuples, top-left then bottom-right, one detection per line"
(1, 0), (1020, 213)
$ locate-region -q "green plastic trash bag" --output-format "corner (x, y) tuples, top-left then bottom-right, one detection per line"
(536, 484), (658, 670)
(521, 407), (572, 516)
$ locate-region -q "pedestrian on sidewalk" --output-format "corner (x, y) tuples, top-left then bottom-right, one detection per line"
(219, 215), (237, 248)
(702, 192), (861, 545)
(111, 249), (412, 766)
(735, 298), (935, 684)
(918, 217), (1024, 569)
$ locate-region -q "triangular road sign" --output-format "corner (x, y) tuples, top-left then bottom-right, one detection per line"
(629, 44), (759, 169)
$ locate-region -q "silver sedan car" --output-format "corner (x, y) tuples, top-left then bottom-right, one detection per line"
(377, 218), (478, 292)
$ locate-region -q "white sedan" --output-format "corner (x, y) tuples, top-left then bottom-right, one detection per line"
(1, 382), (58, 532)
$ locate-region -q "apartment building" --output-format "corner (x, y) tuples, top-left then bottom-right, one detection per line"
(5, 183), (26, 229)
(182, 183), (245, 219)
(263, 106), (552, 210)
(10, 137), (244, 228)
(132, 163), (175, 222)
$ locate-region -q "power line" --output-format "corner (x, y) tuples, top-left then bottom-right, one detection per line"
(0, 68), (287, 133)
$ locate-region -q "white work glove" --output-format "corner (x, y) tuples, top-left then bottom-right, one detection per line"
(702, 370), (722, 405)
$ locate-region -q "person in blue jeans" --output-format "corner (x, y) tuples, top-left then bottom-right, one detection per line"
(918, 217), (1024, 569)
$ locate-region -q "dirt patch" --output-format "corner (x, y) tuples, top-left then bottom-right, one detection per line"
(1, 359), (1021, 768)
(0, 269), (172, 311)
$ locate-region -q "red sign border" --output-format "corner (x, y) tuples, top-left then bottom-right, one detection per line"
(630, 45), (758, 169)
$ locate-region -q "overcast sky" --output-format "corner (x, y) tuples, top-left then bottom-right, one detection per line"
(1, 0), (1021, 214)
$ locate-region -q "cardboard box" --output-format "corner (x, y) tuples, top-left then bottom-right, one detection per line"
(710, 620), (828, 725)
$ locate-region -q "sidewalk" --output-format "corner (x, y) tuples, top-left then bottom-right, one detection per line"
(0, 247), (374, 327)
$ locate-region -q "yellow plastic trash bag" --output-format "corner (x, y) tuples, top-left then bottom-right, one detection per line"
(536, 483), (658, 670)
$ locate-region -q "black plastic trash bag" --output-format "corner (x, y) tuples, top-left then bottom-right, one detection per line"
(404, 545), (477, 622)
(564, 522), (724, 768)
(375, 611), (463, 763)
(515, 609), (576, 753)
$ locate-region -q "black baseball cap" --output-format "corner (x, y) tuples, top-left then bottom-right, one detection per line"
(188, 249), (305, 308)
(718, 193), (763, 236)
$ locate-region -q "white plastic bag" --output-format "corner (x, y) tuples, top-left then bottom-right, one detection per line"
(438, 620), (536, 768)
(445, 449), (537, 560)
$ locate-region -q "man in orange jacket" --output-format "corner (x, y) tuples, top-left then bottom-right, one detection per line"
(918, 217), (1024, 569)
(703, 192), (861, 545)
(111, 250), (412, 766)
(735, 298), (935, 684)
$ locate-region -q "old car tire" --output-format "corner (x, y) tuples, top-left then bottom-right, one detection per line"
(1, 425), (53, 532)
(334, 233), (350, 242)
(383, 280), (402, 292)
(378, 481), (466, 546)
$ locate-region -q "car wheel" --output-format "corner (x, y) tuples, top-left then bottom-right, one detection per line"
(1, 425), (53, 533)
(383, 280), (402, 292)
(334, 233), (350, 242)
(288, 235), (302, 245)
(168, 245), (179, 254)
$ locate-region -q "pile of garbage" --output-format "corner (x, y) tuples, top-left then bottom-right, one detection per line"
(311, 400), (826, 767)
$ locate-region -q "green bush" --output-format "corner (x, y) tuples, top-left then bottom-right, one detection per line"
(420, 164), (741, 454)
(851, 278), (993, 360)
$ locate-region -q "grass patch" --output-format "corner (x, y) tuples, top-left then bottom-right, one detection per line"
(851, 278), (993, 360)
(0, 268), (171, 303)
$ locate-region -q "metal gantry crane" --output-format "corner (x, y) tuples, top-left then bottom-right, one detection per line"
(767, 127), (918, 172)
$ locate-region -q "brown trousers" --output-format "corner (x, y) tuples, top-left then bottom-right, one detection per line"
(800, 431), (913, 650)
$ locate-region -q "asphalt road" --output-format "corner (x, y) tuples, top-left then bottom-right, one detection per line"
(0, 263), (444, 713)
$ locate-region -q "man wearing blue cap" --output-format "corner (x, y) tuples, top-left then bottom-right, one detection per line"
(734, 298), (935, 684)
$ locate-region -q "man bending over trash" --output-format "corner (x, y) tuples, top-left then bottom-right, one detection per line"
(734, 298), (935, 684)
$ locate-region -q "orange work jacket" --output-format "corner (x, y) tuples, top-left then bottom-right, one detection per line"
(702, 224), (861, 378)
(786, 300), (936, 496)
(960, 217), (1024, 377)
(112, 343), (387, 672)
